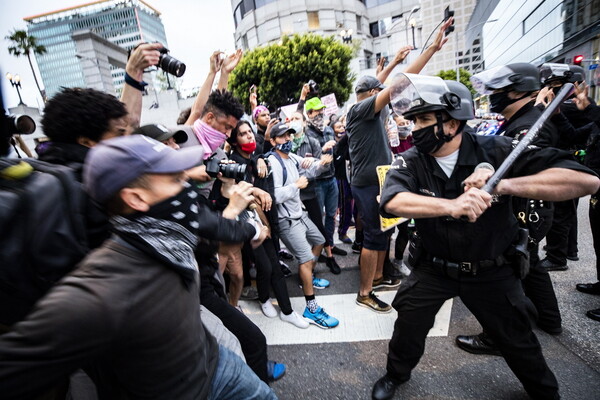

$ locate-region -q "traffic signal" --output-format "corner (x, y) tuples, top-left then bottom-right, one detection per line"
(573, 55), (584, 66)
(444, 6), (455, 36)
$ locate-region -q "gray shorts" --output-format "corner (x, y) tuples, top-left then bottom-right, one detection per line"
(278, 212), (325, 264)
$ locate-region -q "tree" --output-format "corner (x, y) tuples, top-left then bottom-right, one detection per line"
(229, 34), (355, 111)
(436, 68), (475, 95)
(6, 29), (47, 102)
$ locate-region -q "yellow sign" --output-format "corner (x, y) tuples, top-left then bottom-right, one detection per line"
(376, 165), (408, 232)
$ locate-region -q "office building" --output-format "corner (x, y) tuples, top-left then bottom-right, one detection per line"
(24, 0), (168, 98)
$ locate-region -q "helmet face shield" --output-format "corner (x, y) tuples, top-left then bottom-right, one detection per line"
(390, 73), (473, 121)
(540, 63), (570, 85)
(390, 73), (450, 119)
(471, 65), (517, 94)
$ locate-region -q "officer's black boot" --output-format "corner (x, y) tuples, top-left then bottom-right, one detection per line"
(455, 332), (501, 356)
(372, 374), (401, 400)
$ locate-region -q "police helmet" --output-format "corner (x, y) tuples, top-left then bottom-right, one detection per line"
(471, 63), (541, 94)
(540, 63), (585, 85)
(390, 73), (474, 121)
(567, 65), (585, 83)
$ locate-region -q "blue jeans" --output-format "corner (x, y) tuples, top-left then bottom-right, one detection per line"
(209, 345), (277, 400)
(315, 177), (339, 247)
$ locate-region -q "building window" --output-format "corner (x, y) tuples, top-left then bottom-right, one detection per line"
(241, 34), (249, 50)
(356, 15), (362, 33)
(369, 22), (379, 37)
(308, 12), (319, 30)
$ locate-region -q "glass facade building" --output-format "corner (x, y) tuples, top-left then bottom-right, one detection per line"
(25, 0), (168, 98)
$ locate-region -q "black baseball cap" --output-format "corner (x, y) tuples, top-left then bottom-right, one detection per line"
(355, 76), (385, 93)
(133, 124), (189, 144)
(270, 122), (297, 138)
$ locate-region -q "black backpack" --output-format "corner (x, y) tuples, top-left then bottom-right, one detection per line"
(0, 158), (89, 327)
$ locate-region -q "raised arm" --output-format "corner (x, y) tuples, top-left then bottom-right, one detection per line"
(120, 43), (162, 130)
(184, 51), (223, 125)
(217, 49), (243, 90)
(404, 18), (453, 74)
(376, 45), (412, 84)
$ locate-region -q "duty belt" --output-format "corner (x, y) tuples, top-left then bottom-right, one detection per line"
(428, 255), (506, 279)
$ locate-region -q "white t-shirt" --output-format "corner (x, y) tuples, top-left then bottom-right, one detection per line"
(435, 149), (459, 177)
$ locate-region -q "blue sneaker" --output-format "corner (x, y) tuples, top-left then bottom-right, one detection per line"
(312, 277), (330, 289)
(267, 360), (286, 381)
(303, 306), (339, 329)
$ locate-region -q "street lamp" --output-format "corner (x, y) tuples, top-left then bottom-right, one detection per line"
(409, 18), (417, 49)
(340, 29), (353, 44)
(6, 73), (25, 106)
(405, 6), (420, 47)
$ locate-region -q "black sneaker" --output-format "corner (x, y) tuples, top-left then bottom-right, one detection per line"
(331, 246), (347, 256)
(326, 257), (341, 274)
(318, 254), (327, 263)
(351, 241), (362, 254)
(356, 291), (391, 313)
(566, 253), (579, 261)
(279, 261), (292, 278)
(539, 258), (568, 272)
(372, 276), (401, 290)
(278, 250), (294, 260)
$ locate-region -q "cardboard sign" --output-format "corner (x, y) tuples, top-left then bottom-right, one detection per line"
(376, 165), (408, 232)
(320, 93), (339, 117)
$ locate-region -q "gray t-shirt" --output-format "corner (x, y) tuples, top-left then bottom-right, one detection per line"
(346, 95), (392, 186)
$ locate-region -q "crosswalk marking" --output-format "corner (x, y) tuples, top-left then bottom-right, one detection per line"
(239, 292), (453, 345)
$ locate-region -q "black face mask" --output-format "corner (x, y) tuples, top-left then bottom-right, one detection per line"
(144, 182), (200, 236)
(489, 91), (530, 113)
(412, 124), (447, 154)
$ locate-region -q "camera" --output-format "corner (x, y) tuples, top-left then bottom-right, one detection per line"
(205, 154), (247, 181)
(270, 107), (282, 120)
(158, 47), (186, 77)
(307, 79), (318, 95)
(4, 114), (36, 135)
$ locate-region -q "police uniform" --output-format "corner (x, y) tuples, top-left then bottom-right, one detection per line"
(379, 131), (595, 399)
(496, 101), (563, 332)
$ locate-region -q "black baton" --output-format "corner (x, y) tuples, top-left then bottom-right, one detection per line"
(482, 83), (575, 193)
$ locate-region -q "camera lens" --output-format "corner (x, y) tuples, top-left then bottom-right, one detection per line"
(219, 163), (247, 181)
(158, 53), (186, 77)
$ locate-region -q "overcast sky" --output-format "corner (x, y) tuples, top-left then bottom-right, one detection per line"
(0, 0), (236, 109)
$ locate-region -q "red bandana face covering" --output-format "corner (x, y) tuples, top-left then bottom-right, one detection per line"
(240, 141), (256, 154)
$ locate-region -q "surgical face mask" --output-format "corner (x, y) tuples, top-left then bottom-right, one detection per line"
(289, 120), (304, 135)
(397, 125), (412, 139)
(489, 91), (529, 113)
(276, 140), (293, 154)
(411, 124), (446, 154)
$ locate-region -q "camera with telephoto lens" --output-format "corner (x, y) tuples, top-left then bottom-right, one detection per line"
(307, 79), (318, 95)
(4, 114), (36, 135)
(205, 154), (247, 181)
(158, 47), (186, 77)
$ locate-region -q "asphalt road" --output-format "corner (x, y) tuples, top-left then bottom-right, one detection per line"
(244, 196), (600, 400)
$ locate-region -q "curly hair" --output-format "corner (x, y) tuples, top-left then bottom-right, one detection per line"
(42, 87), (127, 143)
(201, 89), (244, 120)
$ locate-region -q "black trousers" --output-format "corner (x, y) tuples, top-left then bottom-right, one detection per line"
(545, 199), (577, 265)
(590, 193), (600, 280)
(522, 259), (562, 330)
(386, 262), (559, 400)
(303, 197), (327, 245)
(200, 284), (269, 383)
(254, 238), (293, 314)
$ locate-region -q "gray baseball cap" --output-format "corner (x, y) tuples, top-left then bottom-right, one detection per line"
(83, 135), (203, 204)
(270, 122), (297, 138)
(133, 124), (190, 144)
(355, 75), (385, 93)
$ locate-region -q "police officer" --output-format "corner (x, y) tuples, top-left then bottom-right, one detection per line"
(455, 63), (564, 356)
(537, 64), (593, 268)
(372, 73), (599, 400)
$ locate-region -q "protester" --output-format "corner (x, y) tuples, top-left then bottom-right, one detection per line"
(268, 122), (340, 328)
(0, 135), (276, 399)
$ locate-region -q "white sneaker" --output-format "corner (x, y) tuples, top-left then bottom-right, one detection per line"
(261, 300), (278, 318)
(279, 310), (309, 329)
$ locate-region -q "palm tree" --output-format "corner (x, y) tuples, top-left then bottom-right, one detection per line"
(6, 29), (48, 102)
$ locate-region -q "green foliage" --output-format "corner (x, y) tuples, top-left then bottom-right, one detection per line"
(6, 29), (48, 101)
(436, 68), (475, 95)
(229, 34), (355, 111)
